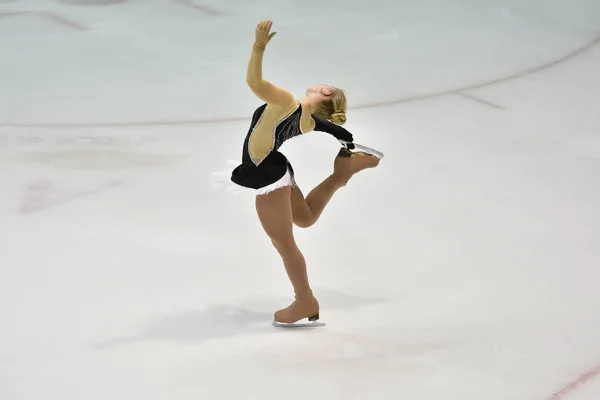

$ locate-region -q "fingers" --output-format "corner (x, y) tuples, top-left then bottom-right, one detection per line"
(255, 20), (276, 46)
(257, 20), (273, 32)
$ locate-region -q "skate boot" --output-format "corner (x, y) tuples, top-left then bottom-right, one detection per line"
(333, 147), (380, 185)
(273, 294), (320, 324)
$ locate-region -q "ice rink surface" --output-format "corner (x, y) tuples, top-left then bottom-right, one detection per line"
(1, 0), (600, 399)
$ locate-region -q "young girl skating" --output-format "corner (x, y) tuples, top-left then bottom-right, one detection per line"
(229, 20), (381, 325)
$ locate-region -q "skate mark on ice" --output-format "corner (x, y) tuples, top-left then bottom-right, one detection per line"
(453, 92), (506, 110)
(16, 179), (123, 215)
(171, 0), (221, 16)
(0, 11), (86, 31)
(2, 33), (598, 128)
(19, 150), (185, 170)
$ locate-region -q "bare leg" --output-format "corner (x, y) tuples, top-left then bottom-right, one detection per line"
(292, 148), (380, 228)
(255, 185), (319, 323)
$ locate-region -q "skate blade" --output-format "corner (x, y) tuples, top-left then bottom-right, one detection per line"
(272, 320), (326, 328)
(338, 140), (384, 159)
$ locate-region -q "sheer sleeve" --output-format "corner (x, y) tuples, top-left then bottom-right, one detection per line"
(246, 45), (296, 109)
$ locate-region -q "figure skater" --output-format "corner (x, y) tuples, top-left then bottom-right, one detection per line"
(230, 20), (381, 324)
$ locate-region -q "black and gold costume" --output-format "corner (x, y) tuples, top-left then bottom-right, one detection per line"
(231, 45), (353, 191)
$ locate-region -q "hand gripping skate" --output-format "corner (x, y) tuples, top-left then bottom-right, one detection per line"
(338, 139), (384, 159)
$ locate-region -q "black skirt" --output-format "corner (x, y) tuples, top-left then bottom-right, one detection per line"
(231, 150), (295, 190)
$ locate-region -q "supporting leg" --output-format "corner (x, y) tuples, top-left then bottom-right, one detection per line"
(255, 185), (319, 323)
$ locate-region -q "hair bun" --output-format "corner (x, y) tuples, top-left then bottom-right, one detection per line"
(330, 110), (347, 125)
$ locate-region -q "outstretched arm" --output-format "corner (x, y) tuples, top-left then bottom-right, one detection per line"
(246, 20), (296, 109)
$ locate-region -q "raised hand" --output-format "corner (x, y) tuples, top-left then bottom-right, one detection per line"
(254, 20), (277, 50)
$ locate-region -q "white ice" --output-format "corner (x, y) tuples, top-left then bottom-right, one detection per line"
(1, 0), (600, 399)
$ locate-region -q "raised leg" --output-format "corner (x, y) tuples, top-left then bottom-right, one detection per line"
(255, 185), (319, 323)
(291, 148), (380, 228)
(291, 176), (345, 228)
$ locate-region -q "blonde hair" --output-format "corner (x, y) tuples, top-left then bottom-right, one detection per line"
(313, 88), (348, 126)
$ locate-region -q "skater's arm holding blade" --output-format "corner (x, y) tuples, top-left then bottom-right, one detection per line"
(246, 20), (296, 109)
(310, 115), (354, 146)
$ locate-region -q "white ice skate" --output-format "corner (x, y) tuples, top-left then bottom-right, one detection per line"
(338, 140), (384, 159)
